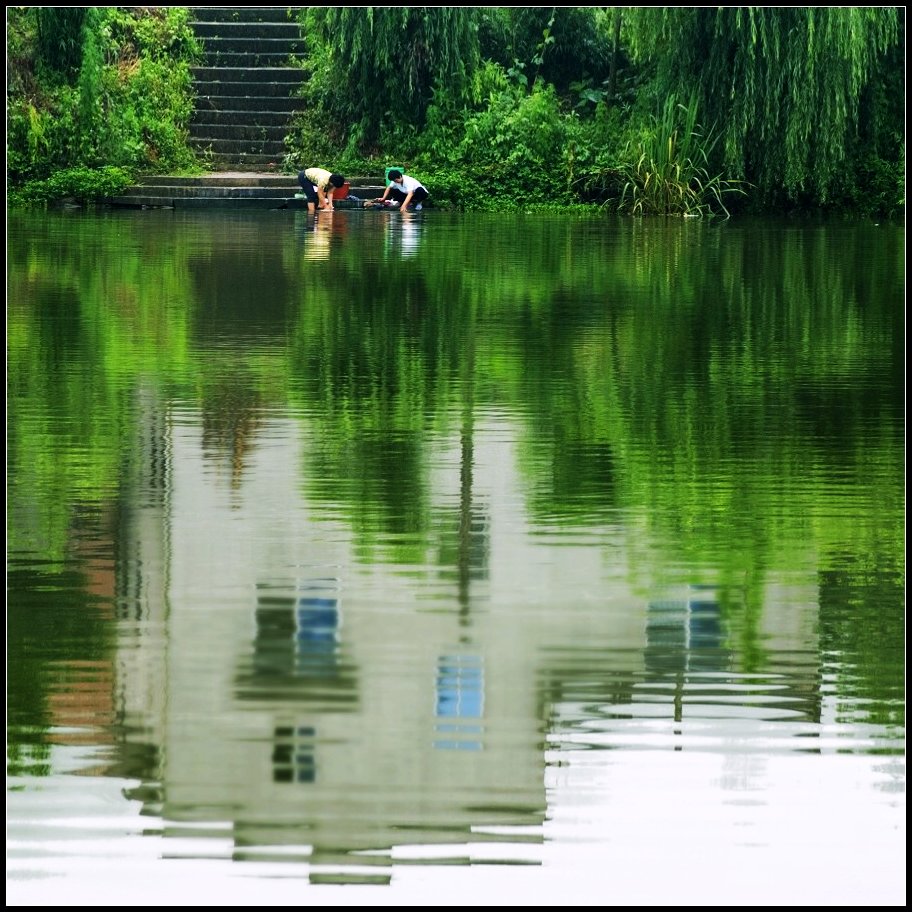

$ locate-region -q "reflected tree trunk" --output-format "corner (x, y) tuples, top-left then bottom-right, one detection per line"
(457, 333), (475, 623)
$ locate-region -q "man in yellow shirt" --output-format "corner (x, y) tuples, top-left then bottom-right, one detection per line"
(297, 167), (346, 214)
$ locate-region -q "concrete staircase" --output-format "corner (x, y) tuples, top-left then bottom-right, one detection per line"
(107, 7), (387, 209)
(188, 5), (305, 171)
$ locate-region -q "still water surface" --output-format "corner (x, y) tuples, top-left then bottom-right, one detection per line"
(7, 208), (904, 905)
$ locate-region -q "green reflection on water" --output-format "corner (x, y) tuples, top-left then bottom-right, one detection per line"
(7, 209), (904, 760)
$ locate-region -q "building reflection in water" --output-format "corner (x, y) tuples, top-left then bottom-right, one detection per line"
(217, 577), (544, 883)
(272, 725), (316, 784)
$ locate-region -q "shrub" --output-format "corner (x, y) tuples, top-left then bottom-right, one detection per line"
(7, 7), (201, 187)
(9, 166), (136, 207)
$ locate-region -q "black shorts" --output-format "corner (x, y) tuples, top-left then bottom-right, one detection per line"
(389, 185), (429, 208)
(297, 172), (319, 204)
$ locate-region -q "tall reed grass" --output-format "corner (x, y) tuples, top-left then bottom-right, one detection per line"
(618, 94), (747, 217)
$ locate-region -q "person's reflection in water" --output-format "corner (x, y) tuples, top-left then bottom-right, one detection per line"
(295, 210), (348, 262)
(293, 210), (316, 242)
(386, 210), (423, 258)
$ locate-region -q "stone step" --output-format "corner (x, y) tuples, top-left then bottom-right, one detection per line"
(191, 21), (301, 40)
(114, 189), (386, 204)
(201, 48), (297, 70)
(190, 137), (286, 155)
(190, 7), (297, 24)
(197, 36), (304, 55)
(133, 174), (385, 191)
(197, 152), (288, 170)
(194, 83), (304, 103)
(195, 95), (301, 113)
(189, 126), (289, 142)
(108, 180), (386, 210)
(109, 196), (380, 211)
(109, 195), (289, 210)
(119, 185), (293, 199)
(190, 66), (307, 84)
(136, 174), (298, 187)
(190, 111), (296, 129)
(191, 67), (305, 84)
(201, 50), (301, 68)
(190, 126), (289, 145)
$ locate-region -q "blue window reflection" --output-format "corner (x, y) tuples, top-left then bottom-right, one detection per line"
(434, 654), (484, 751)
(293, 581), (340, 676)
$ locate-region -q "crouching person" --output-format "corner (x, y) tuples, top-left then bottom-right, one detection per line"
(297, 167), (345, 214)
(378, 169), (428, 211)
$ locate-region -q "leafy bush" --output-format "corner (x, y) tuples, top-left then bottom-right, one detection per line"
(8, 166), (135, 207)
(7, 7), (201, 189)
(458, 79), (573, 204)
(7, 87), (82, 183)
(563, 103), (636, 204)
(827, 151), (905, 219)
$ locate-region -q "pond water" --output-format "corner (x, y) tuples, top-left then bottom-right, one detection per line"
(7, 207), (905, 905)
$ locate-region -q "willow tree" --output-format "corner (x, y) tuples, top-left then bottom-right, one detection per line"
(623, 7), (902, 205)
(301, 7), (480, 153)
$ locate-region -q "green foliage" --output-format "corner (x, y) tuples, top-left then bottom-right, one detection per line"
(98, 55), (198, 170)
(285, 10), (743, 214)
(500, 7), (614, 96)
(457, 78), (574, 204)
(416, 63), (511, 166)
(104, 5), (200, 62)
(623, 7), (903, 208)
(616, 94), (749, 217)
(8, 166), (135, 208)
(282, 108), (344, 171)
(7, 5), (904, 216)
(566, 102), (639, 203)
(825, 138), (905, 218)
(265, 5), (901, 215)
(7, 8), (51, 100)
(296, 7), (480, 153)
(75, 8), (107, 162)
(7, 86), (82, 183)
(35, 7), (88, 80)
(79, 8), (200, 171)
(6, 6), (201, 188)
